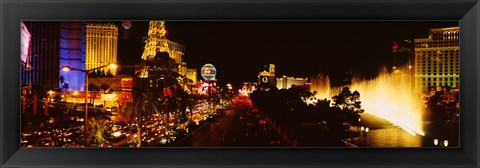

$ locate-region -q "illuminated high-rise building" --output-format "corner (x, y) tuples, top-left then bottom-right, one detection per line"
(22, 22), (86, 91)
(86, 23), (118, 75)
(414, 27), (460, 91)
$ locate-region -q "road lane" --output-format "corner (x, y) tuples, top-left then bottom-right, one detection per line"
(177, 108), (288, 147)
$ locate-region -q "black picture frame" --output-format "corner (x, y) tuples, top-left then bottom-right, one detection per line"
(1, 0), (479, 167)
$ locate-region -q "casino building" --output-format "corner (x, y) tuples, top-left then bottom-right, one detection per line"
(139, 21), (197, 84)
(258, 64), (276, 87)
(186, 69), (198, 85)
(85, 23), (118, 76)
(414, 27), (460, 91)
(276, 75), (309, 90)
(22, 21), (86, 91)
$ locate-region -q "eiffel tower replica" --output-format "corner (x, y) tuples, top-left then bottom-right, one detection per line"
(137, 21), (186, 79)
(141, 21), (170, 61)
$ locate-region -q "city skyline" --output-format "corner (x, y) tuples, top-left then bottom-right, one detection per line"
(115, 21), (458, 87)
(20, 21), (460, 148)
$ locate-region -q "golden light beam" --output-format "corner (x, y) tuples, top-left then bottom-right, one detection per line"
(311, 66), (425, 136)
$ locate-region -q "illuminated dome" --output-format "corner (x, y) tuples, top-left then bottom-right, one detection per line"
(201, 64), (216, 81)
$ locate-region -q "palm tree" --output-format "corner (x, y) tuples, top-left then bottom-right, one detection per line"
(88, 117), (110, 146)
(119, 78), (162, 147)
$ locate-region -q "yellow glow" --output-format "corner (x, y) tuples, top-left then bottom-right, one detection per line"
(310, 74), (332, 100)
(108, 63), (118, 69)
(62, 66), (70, 71)
(113, 131), (122, 137)
(350, 66), (425, 136)
(311, 65), (425, 136)
(47, 90), (55, 95)
(73, 91), (79, 95)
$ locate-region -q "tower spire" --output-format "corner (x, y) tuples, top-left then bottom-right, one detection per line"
(141, 21), (170, 61)
(147, 21), (168, 39)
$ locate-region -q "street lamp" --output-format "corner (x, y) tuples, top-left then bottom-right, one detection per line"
(360, 126), (369, 147)
(47, 90), (55, 102)
(108, 63), (118, 69)
(356, 118), (361, 132)
(62, 62), (117, 146)
(433, 138), (449, 147)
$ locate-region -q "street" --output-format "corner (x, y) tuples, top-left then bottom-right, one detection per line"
(177, 107), (288, 147)
(354, 112), (423, 147)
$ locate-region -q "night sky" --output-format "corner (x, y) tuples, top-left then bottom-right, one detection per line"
(114, 21), (459, 88)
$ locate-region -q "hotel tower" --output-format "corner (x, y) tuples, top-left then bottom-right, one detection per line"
(86, 23), (118, 75)
(414, 27), (460, 91)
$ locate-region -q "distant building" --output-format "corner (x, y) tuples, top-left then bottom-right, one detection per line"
(186, 68), (197, 85)
(392, 39), (415, 91)
(194, 80), (218, 95)
(179, 62), (187, 76)
(240, 82), (257, 96)
(414, 27), (460, 91)
(141, 21), (187, 75)
(258, 64), (276, 86)
(392, 39), (415, 69)
(276, 75), (309, 90)
(86, 23), (118, 76)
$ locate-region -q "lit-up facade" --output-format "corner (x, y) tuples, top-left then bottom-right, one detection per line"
(140, 21), (195, 82)
(414, 27), (460, 91)
(20, 22), (31, 69)
(20, 22), (32, 86)
(276, 75), (308, 90)
(240, 82), (257, 96)
(141, 21), (185, 68)
(59, 22), (86, 91)
(86, 23), (118, 75)
(22, 22), (86, 91)
(258, 64), (276, 86)
(186, 68), (197, 85)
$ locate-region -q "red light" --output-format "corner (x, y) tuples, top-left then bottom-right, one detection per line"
(122, 21), (131, 30)
(392, 44), (399, 51)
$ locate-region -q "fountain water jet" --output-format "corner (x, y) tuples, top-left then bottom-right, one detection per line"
(311, 66), (425, 136)
(310, 74), (332, 100)
(350, 66), (425, 136)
